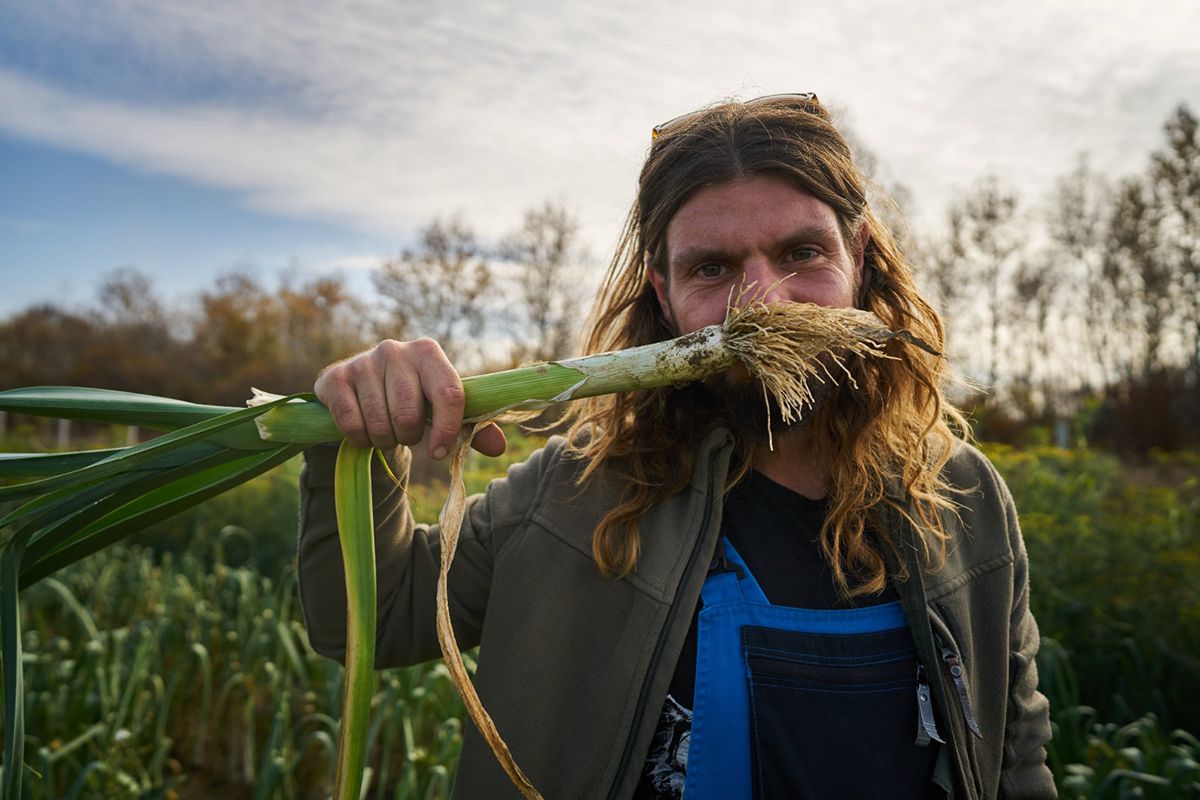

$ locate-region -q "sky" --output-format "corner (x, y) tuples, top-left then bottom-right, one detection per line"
(1, 0), (1198, 317)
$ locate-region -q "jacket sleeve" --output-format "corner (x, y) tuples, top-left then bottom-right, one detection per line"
(295, 441), (555, 668)
(996, 474), (1057, 799)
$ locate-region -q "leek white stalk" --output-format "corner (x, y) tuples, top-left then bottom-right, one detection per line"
(253, 301), (929, 445)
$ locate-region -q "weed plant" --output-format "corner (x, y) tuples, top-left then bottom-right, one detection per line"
(986, 445), (1200, 733)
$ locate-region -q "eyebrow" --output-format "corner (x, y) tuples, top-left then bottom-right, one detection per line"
(668, 223), (844, 274)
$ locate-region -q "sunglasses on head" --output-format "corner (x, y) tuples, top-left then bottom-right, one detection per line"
(650, 92), (821, 140)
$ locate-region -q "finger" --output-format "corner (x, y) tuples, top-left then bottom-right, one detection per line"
(380, 351), (426, 448)
(315, 369), (371, 448)
(409, 339), (465, 460)
(355, 377), (398, 450)
(470, 423), (507, 457)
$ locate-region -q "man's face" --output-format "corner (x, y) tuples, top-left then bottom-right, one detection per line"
(649, 173), (864, 335)
(648, 173), (866, 437)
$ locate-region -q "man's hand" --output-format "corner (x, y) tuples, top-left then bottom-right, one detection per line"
(314, 338), (507, 460)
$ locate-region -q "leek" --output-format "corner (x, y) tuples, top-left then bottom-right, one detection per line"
(0, 301), (930, 799)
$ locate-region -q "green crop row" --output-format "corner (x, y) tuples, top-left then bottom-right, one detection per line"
(1039, 638), (1200, 798)
(4, 437), (1199, 796)
(4, 530), (467, 799)
(9, 529), (1199, 797)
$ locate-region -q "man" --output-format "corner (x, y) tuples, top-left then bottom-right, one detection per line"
(297, 94), (1055, 799)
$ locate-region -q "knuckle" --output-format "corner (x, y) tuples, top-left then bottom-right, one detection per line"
(378, 337), (404, 351)
(343, 357), (371, 382)
(361, 408), (395, 444)
(359, 392), (386, 422)
(436, 423), (463, 444)
(411, 337), (443, 358)
(438, 382), (466, 407)
(316, 363), (347, 388)
(364, 417), (393, 441)
(374, 338), (404, 360)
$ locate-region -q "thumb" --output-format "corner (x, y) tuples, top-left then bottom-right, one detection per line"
(469, 422), (507, 457)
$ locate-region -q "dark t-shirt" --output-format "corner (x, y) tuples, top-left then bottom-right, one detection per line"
(632, 470), (936, 799)
(669, 470), (899, 710)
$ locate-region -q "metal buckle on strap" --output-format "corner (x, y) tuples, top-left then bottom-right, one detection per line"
(707, 547), (745, 579)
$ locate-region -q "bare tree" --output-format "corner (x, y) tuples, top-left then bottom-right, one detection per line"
(1150, 104), (1200, 380)
(1046, 155), (1112, 391)
(913, 214), (970, 367)
(945, 175), (1022, 388)
(373, 216), (494, 365)
(1105, 178), (1173, 378)
(79, 268), (184, 396)
(96, 267), (165, 326)
(501, 202), (585, 363)
(1010, 251), (1059, 416)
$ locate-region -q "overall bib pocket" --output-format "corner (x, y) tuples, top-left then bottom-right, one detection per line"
(743, 625), (931, 799)
(683, 537), (939, 800)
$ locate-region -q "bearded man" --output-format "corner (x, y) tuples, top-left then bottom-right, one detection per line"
(296, 94), (1056, 799)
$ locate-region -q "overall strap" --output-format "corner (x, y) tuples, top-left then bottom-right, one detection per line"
(700, 536), (770, 606)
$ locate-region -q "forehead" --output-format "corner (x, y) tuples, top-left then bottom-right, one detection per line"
(664, 174), (842, 262)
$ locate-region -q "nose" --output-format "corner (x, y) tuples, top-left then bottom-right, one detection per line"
(737, 258), (790, 306)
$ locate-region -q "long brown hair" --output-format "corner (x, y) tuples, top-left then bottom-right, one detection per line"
(564, 96), (969, 596)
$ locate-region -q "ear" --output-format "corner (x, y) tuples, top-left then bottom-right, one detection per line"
(647, 267), (676, 330)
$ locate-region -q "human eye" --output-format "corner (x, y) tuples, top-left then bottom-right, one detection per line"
(786, 246), (819, 263)
(695, 262), (727, 279)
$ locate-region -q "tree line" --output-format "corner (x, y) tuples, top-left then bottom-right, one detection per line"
(0, 201), (586, 413)
(911, 104), (1199, 452)
(2, 105), (1197, 454)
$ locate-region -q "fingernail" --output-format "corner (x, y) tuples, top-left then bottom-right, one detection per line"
(432, 445), (448, 460)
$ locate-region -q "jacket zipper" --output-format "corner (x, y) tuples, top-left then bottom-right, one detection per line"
(917, 607), (976, 800)
(605, 446), (724, 800)
(890, 503), (978, 800)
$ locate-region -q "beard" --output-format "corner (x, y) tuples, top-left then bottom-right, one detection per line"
(698, 366), (838, 445)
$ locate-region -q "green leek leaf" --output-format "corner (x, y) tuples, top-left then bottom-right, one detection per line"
(0, 449), (124, 480)
(20, 445), (304, 588)
(0, 386), (237, 429)
(0, 393), (299, 510)
(331, 443), (376, 800)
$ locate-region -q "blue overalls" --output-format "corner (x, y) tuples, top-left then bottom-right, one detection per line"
(682, 537), (940, 799)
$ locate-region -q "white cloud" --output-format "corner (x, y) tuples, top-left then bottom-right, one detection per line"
(1, 0), (1197, 251)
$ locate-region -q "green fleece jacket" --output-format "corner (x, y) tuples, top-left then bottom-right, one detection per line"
(297, 429), (1055, 799)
